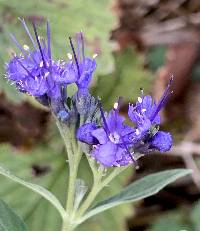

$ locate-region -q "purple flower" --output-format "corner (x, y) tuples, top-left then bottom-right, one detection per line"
(149, 131), (172, 152)
(77, 123), (98, 145)
(128, 95), (160, 127)
(6, 20), (76, 101)
(77, 105), (135, 167)
(77, 79), (173, 168)
(64, 34), (97, 115)
(128, 79), (172, 141)
(68, 34), (96, 96)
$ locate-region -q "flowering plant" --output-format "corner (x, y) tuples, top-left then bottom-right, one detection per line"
(0, 20), (191, 231)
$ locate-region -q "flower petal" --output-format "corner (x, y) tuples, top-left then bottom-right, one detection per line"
(77, 123), (98, 145)
(77, 58), (96, 88)
(92, 128), (108, 144)
(92, 141), (117, 166)
(106, 110), (125, 133)
(150, 131), (173, 152)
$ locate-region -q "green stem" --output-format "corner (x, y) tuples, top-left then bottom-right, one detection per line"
(86, 155), (102, 182)
(66, 141), (82, 213)
(56, 121), (82, 216)
(101, 167), (127, 188)
(61, 219), (74, 231)
(56, 122), (73, 162)
(65, 116), (85, 213)
(77, 167), (127, 218)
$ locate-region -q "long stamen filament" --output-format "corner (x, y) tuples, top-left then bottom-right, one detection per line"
(32, 23), (47, 68)
(18, 17), (38, 50)
(80, 32), (85, 61)
(150, 76), (173, 122)
(98, 99), (110, 135)
(46, 21), (52, 63)
(69, 36), (81, 78)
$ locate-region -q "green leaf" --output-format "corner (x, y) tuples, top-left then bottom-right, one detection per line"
(0, 164), (66, 220)
(81, 169), (192, 222)
(0, 199), (27, 231)
(0, 140), (132, 231)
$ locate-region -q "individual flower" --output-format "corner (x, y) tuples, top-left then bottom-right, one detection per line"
(68, 33), (97, 95)
(149, 131), (172, 152)
(127, 78), (173, 153)
(77, 123), (98, 145)
(77, 102), (135, 167)
(128, 82), (171, 138)
(67, 33), (97, 115)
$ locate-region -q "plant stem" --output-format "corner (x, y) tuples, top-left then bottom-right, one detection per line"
(101, 167), (127, 188)
(76, 181), (100, 219)
(57, 121), (82, 217)
(56, 121), (73, 160)
(62, 219), (74, 231)
(57, 117), (128, 229)
(77, 167), (127, 218)
(65, 117), (85, 213)
(66, 141), (82, 213)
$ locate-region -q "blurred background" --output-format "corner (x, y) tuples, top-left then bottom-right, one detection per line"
(0, 0), (200, 230)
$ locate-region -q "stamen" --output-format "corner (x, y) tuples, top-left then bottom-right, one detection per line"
(109, 132), (120, 144)
(76, 33), (81, 62)
(80, 31), (85, 61)
(150, 76), (173, 122)
(113, 102), (118, 110)
(69, 36), (81, 78)
(98, 99), (110, 134)
(32, 23), (47, 68)
(9, 33), (29, 59)
(138, 97), (142, 103)
(9, 32), (37, 64)
(35, 76), (39, 82)
(67, 53), (73, 60)
(135, 129), (140, 136)
(46, 21), (52, 63)
(140, 87), (144, 95)
(93, 53), (98, 59)
(112, 97), (124, 114)
(23, 44), (29, 50)
(18, 17), (37, 50)
(44, 72), (49, 78)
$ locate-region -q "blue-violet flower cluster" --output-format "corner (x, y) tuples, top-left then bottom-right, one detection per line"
(6, 20), (173, 168)
(77, 82), (173, 167)
(6, 19), (96, 120)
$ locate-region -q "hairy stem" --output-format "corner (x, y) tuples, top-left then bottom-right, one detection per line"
(57, 121), (82, 223)
(77, 167), (127, 218)
(66, 146), (82, 213)
(61, 219), (74, 231)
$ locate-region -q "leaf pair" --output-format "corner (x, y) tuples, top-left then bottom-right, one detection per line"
(0, 164), (192, 230)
